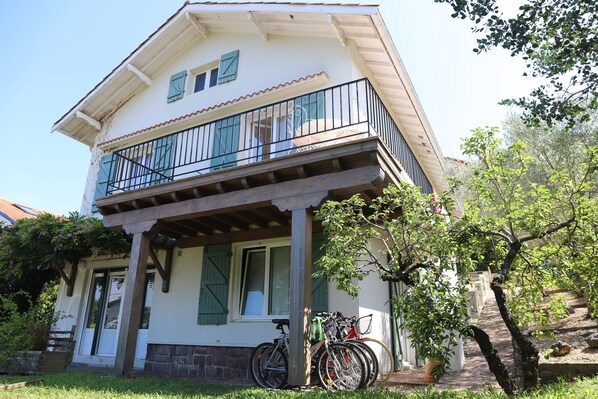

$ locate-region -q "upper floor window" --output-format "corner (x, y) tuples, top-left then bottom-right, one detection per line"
(194, 67), (219, 93)
(167, 50), (240, 103)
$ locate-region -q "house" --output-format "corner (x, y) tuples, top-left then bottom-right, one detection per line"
(51, 2), (458, 384)
(0, 198), (45, 225)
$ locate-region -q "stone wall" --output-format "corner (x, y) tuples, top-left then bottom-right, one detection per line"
(144, 344), (253, 381)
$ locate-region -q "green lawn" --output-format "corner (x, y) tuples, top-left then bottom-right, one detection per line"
(0, 372), (597, 398)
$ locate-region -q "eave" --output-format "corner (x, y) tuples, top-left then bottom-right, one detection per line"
(53, 1), (447, 192)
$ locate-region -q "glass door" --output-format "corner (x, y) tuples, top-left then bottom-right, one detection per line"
(96, 274), (126, 355)
(80, 269), (154, 358)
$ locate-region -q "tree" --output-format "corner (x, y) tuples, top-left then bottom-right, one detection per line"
(434, 0), (598, 127)
(0, 213), (129, 310)
(315, 183), (471, 377)
(315, 127), (598, 396)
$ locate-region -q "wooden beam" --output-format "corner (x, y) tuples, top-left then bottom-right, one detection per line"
(56, 261), (78, 297)
(241, 177), (253, 189)
(75, 111), (101, 130)
(177, 225), (291, 248)
(288, 208), (312, 386)
(182, 219), (213, 235)
(114, 227), (152, 375)
(252, 207), (290, 226)
(148, 245), (173, 293)
(273, 193), (327, 386)
(199, 216), (232, 233)
(216, 182), (230, 194)
(216, 214), (250, 231)
(162, 247), (173, 293)
(186, 12), (209, 38)
(268, 171), (279, 184)
(114, 203), (129, 213)
(97, 138), (381, 207)
(167, 221), (197, 237)
(126, 64), (152, 86)
(331, 158), (343, 172)
(103, 166), (384, 228)
(150, 196), (165, 206)
(192, 187), (205, 198)
(155, 221), (184, 239)
(327, 14), (346, 47)
(296, 165), (307, 178)
(234, 210), (269, 229)
(247, 12), (269, 41)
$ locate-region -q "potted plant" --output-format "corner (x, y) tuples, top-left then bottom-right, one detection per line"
(394, 269), (469, 383)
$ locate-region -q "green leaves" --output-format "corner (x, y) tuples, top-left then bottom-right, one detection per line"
(315, 183), (470, 373)
(0, 213), (129, 278)
(434, 0), (598, 127)
(315, 183), (466, 296)
(394, 269), (469, 368)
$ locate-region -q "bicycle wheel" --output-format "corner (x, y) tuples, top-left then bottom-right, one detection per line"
(361, 337), (394, 384)
(316, 343), (366, 391)
(347, 339), (379, 387)
(250, 342), (288, 389)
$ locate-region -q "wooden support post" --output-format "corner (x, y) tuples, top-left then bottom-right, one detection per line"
(114, 220), (155, 376)
(273, 191), (327, 386)
(57, 260), (78, 297)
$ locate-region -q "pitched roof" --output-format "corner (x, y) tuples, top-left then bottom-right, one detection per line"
(52, 1), (448, 192)
(0, 199), (46, 225)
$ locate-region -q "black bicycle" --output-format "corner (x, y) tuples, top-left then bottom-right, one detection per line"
(249, 312), (374, 390)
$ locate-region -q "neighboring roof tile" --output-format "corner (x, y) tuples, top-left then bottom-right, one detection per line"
(0, 199), (47, 225)
(98, 71), (327, 147)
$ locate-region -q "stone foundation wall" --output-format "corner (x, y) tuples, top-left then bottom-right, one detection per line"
(144, 344), (253, 381)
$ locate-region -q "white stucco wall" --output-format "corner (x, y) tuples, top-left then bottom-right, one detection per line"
(79, 32), (367, 215)
(105, 33), (356, 143)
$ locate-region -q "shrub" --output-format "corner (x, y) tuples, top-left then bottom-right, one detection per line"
(0, 281), (60, 369)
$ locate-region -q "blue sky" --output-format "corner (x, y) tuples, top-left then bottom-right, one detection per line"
(0, 0), (533, 216)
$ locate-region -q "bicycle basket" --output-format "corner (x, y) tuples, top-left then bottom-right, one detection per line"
(356, 314), (373, 335)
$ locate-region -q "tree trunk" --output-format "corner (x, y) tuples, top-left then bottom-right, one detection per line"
(492, 269), (540, 391)
(464, 325), (517, 396)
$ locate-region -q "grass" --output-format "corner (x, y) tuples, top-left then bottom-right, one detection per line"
(0, 372), (597, 398)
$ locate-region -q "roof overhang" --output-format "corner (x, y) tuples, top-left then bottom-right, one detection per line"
(52, 1), (447, 191)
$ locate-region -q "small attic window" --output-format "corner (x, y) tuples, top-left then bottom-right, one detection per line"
(190, 60), (219, 94)
(13, 204), (38, 216)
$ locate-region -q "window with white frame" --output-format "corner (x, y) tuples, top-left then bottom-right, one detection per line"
(237, 242), (291, 317)
(193, 65), (219, 93)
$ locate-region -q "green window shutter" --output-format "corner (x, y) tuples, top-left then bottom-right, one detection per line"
(217, 50), (240, 84)
(92, 154), (114, 213)
(294, 92), (325, 128)
(198, 243), (232, 325)
(151, 135), (177, 185)
(167, 70), (187, 103)
(210, 115), (240, 171)
(311, 233), (328, 313)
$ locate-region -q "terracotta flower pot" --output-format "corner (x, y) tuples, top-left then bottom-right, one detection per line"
(423, 359), (444, 383)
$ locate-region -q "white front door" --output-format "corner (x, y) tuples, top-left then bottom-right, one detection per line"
(96, 274), (126, 355)
(79, 269), (154, 360)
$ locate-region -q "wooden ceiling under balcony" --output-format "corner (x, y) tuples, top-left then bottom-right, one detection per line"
(97, 137), (405, 248)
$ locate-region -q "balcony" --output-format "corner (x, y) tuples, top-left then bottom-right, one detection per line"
(97, 79), (433, 245)
(103, 78), (431, 198)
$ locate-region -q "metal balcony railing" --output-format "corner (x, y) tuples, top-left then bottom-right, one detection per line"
(104, 78), (432, 196)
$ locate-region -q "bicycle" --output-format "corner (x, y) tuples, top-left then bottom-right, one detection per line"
(250, 314), (369, 391)
(338, 313), (395, 384)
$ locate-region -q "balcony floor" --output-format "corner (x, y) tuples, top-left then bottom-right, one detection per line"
(98, 137), (405, 247)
